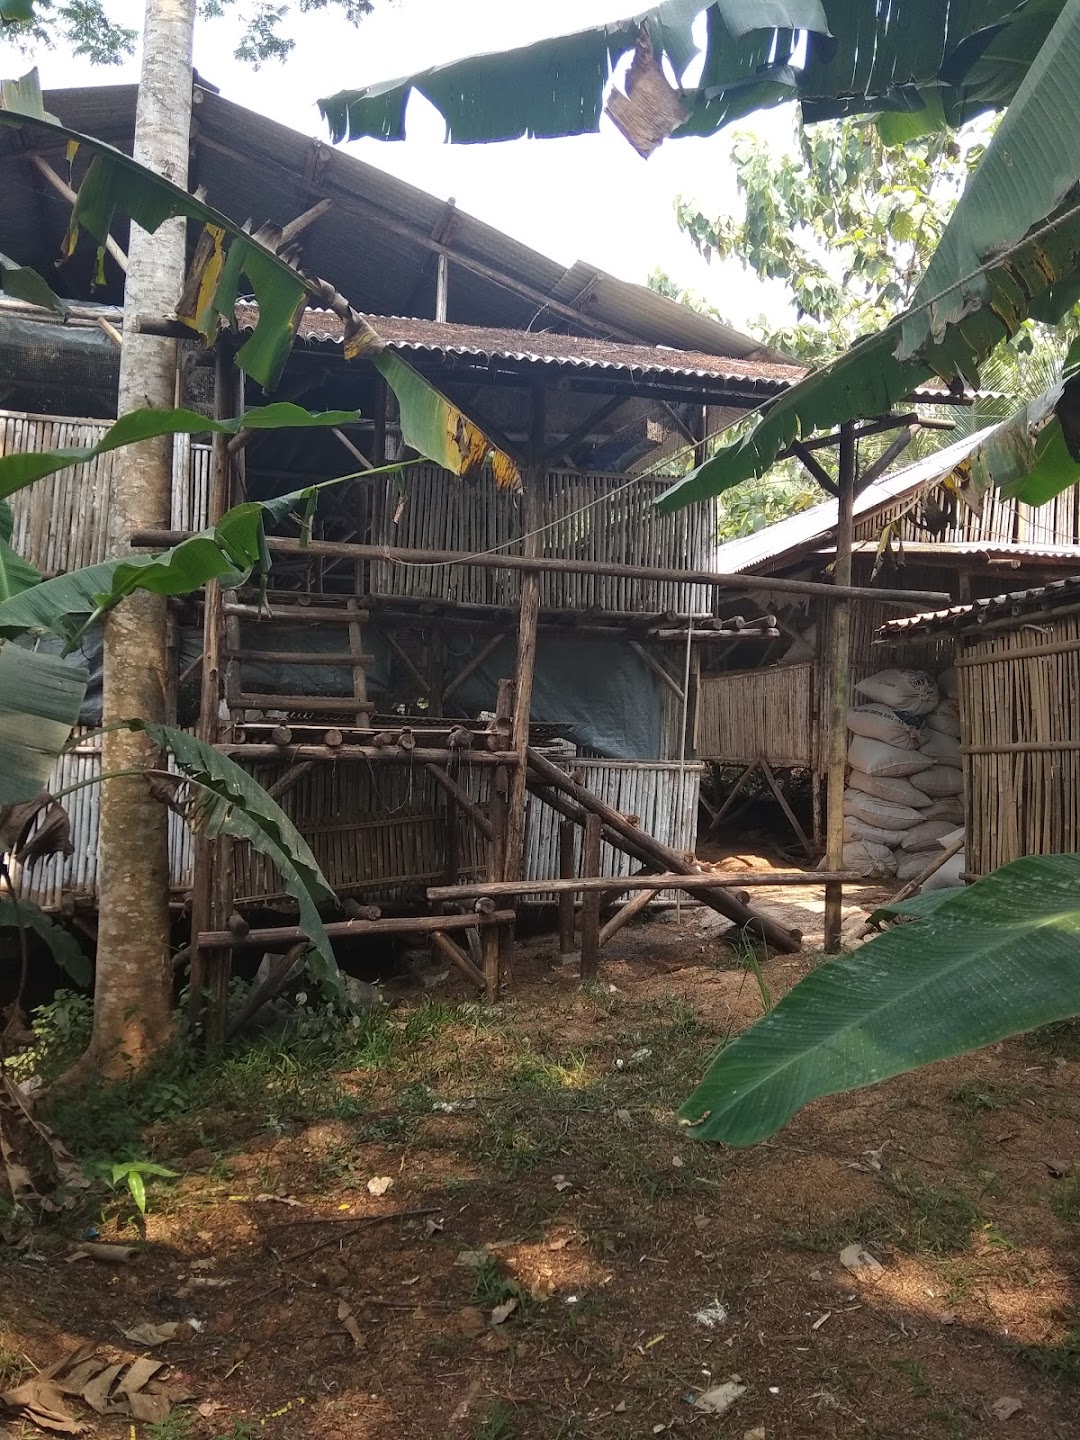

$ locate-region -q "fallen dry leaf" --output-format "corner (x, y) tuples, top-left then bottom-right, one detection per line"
(336, 1299), (366, 1350)
(0, 1374), (84, 1434)
(367, 1176), (393, 1197)
(67, 1243), (139, 1265)
(1045, 1158), (1071, 1178)
(694, 1379), (746, 1415)
(840, 1244), (883, 1275)
(119, 1322), (189, 1347)
(991, 1397), (1023, 1422)
(489, 1298), (518, 1326)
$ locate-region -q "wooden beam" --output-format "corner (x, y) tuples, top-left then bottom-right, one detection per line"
(525, 748), (802, 952)
(219, 743), (517, 764)
(628, 639), (684, 702)
(198, 907), (517, 950)
(790, 440), (838, 496)
(29, 156), (129, 274)
(856, 423), (917, 491)
(759, 757), (812, 858)
(423, 763), (495, 842)
(557, 821), (577, 955)
(332, 426), (373, 470)
(135, 532), (953, 608)
(443, 631), (507, 702)
(279, 198), (333, 245)
(504, 384), (545, 883)
(599, 885), (656, 947)
(427, 870), (866, 900)
(544, 395), (627, 463)
(579, 813), (603, 981)
(430, 928), (486, 989)
(824, 422), (856, 953)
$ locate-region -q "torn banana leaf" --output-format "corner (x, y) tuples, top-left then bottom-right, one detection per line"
(0, 643), (88, 804)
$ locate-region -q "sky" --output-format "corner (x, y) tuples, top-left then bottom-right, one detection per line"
(0, 0), (799, 332)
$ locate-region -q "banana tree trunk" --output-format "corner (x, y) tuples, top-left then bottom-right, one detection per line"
(80, 0), (196, 1079)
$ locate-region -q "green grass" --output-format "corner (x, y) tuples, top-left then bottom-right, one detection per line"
(1015, 1307), (1080, 1384)
(949, 1081), (1035, 1115)
(1048, 1174), (1080, 1224)
(891, 1357), (931, 1398)
(472, 1402), (516, 1440)
(1023, 1019), (1080, 1061)
(883, 1170), (982, 1255)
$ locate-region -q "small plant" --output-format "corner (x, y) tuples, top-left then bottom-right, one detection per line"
(107, 1160), (180, 1215)
(469, 1255), (527, 1312)
(1049, 1173), (1080, 1225)
(472, 1401), (515, 1439)
(1015, 1307), (1080, 1384)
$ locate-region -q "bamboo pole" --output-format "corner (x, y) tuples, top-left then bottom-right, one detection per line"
(218, 744), (518, 764)
(579, 814), (603, 981)
(424, 763), (494, 842)
(504, 384), (545, 883)
(427, 870), (868, 900)
(857, 837), (965, 937)
(134, 530), (952, 608)
(557, 820), (576, 955)
(824, 422), (856, 953)
(526, 750), (801, 952)
(197, 908), (516, 950)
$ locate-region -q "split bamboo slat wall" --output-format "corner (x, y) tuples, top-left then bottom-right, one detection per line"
(11, 731), (195, 907)
(14, 746), (701, 911)
(853, 483), (1080, 548)
(957, 613), (1080, 876)
(2, 411), (211, 570)
(367, 466), (716, 612)
(697, 663), (815, 768)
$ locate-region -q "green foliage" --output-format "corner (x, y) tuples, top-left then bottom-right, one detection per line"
(0, 643), (87, 803)
(680, 853), (1080, 1147)
(318, 2), (1059, 149)
(3, 0), (373, 68)
(0, 899), (90, 987)
(105, 1158), (180, 1215)
(715, 471), (820, 539)
(659, 2), (1080, 511)
(675, 119), (982, 361)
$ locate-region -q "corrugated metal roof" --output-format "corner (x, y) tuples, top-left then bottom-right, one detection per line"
(878, 574), (1080, 636)
(710, 427), (1003, 574)
(245, 306), (803, 391)
(0, 82), (783, 362)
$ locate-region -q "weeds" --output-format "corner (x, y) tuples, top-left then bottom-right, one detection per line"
(883, 1170), (981, 1255)
(472, 1402), (515, 1440)
(1049, 1174), (1080, 1224)
(1015, 1307), (1080, 1384)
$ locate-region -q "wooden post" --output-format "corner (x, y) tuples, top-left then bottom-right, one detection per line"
(557, 820), (576, 956)
(824, 422), (856, 953)
(579, 813), (602, 982)
(189, 347), (234, 1032)
(484, 763), (508, 1001)
(503, 384), (545, 883)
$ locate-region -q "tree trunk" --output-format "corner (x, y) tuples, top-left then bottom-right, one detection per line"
(73, 0), (196, 1081)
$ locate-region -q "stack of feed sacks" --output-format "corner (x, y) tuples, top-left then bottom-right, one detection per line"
(842, 667), (964, 884)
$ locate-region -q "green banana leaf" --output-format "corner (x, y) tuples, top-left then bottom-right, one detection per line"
(0, 898), (91, 987)
(0, 467), (397, 644)
(319, 1), (1056, 149)
(132, 723), (344, 1001)
(0, 644), (87, 804)
(657, 0), (1080, 512)
(0, 69), (310, 390)
(0, 249), (68, 315)
(0, 403), (360, 501)
(0, 500), (43, 604)
(680, 853), (1080, 1147)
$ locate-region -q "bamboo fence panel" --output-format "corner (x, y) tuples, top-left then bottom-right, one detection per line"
(958, 613), (1080, 876)
(2, 410), (210, 571)
(361, 465), (716, 612)
(9, 730), (195, 908)
(697, 663), (814, 768)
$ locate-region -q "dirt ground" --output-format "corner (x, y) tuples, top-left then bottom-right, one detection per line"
(2, 860), (1079, 1440)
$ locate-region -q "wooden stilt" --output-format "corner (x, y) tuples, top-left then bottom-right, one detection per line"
(706, 761), (758, 837)
(599, 885), (657, 948)
(759, 758), (812, 857)
(430, 930), (486, 990)
(424, 763), (494, 842)
(579, 813), (603, 982)
(557, 820), (576, 956)
(503, 384), (546, 885)
(824, 422), (856, 953)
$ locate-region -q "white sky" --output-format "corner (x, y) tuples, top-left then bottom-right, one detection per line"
(0, 0), (798, 330)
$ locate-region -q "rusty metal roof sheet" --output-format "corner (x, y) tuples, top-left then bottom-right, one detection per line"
(878, 574), (1080, 637)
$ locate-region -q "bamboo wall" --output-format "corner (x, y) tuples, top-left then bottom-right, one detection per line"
(957, 613), (1080, 876)
(853, 482), (1080, 548)
(697, 663), (815, 768)
(2, 411), (211, 569)
(14, 742), (701, 912)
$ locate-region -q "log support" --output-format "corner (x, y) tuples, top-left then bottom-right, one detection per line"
(824, 422), (856, 953)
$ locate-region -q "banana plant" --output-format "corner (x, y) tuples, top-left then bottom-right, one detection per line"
(319, 1), (1062, 154)
(0, 69), (520, 488)
(680, 853), (1080, 1147)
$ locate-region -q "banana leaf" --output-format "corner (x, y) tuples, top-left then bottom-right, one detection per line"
(0, 501), (42, 604)
(0, 249), (68, 315)
(0, 898), (91, 987)
(0, 644), (87, 804)
(680, 853), (1080, 1147)
(0, 402), (359, 501)
(132, 724), (345, 1001)
(319, 1), (1057, 149)
(657, 0), (1080, 512)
